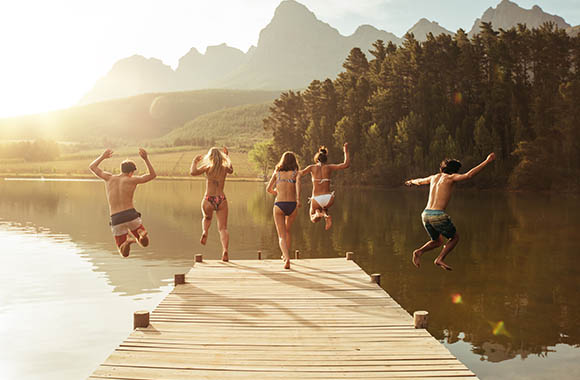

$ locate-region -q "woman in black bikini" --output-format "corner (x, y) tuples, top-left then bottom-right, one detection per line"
(266, 151), (301, 269)
(190, 147), (233, 261)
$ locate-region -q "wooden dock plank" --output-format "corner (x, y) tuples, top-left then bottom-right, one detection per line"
(88, 258), (477, 379)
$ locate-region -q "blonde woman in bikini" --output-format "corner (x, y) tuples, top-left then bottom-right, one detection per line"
(300, 143), (349, 230)
(266, 151), (301, 269)
(190, 147), (233, 261)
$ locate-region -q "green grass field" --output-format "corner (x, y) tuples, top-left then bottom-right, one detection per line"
(0, 146), (261, 179)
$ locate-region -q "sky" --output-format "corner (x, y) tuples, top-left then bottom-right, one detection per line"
(0, 0), (579, 118)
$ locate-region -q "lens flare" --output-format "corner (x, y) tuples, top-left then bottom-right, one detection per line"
(451, 293), (463, 304)
(489, 320), (511, 337)
(453, 92), (463, 104)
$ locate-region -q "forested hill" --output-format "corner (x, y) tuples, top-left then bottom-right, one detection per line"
(264, 23), (580, 191)
(0, 89), (280, 143)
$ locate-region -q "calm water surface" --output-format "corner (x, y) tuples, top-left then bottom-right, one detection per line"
(0, 179), (578, 379)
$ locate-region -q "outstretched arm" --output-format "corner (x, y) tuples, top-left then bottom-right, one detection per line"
(89, 149), (113, 181)
(190, 155), (205, 176)
(134, 148), (157, 183)
(328, 142), (350, 171)
(266, 171), (277, 196)
(452, 153), (495, 182)
(405, 175), (432, 186)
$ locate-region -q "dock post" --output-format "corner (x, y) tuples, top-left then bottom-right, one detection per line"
(195, 254), (203, 263)
(346, 252), (354, 260)
(414, 311), (429, 329)
(295, 250), (300, 259)
(174, 273), (185, 285)
(370, 273), (381, 285)
(257, 250), (262, 260)
(133, 311), (149, 329)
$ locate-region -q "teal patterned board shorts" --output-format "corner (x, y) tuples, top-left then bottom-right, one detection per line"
(421, 209), (457, 240)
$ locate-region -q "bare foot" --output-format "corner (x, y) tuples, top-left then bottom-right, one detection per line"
(200, 232), (208, 245)
(412, 250), (422, 268)
(284, 259), (291, 269)
(136, 230), (149, 248)
(324, 215), (332, 230)
(118, 237), (136, 258)
(222, 251), (229, 262)
(434, 259), (453, 271)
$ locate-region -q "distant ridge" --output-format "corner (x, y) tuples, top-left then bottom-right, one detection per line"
(407, 18), (454, 41)
(468, 0), (570, 37)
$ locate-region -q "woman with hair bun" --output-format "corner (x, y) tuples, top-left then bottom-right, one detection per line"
(299, 142), (349, 230)
(266, 151), (301, 269)
(190, 146), (234, 261)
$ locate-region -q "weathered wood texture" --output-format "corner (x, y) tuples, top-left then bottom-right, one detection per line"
(89, 258), (477, 379)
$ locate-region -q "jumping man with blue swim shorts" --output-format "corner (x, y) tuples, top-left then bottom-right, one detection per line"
(405, 153), (495, 271)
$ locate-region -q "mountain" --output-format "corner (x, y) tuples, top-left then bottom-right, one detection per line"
(219, 1), (400, 90)
(468, 0), (571, 37)
(567, 25), (580, 37)
(80, 55), (178, 105)
(406, 18), (454, 42)
(80, 0), (575, 105)
(80, 0), (401, 103)
(174, 44), (247, 91)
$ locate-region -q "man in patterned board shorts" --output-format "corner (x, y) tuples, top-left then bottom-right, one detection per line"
(89, 148), (157, 257)
(405, 153), (495, 271)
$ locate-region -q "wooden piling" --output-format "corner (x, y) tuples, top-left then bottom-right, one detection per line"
(294, 249), (300, 259)
(195, 254), (203, 263)
(133, 311), (149, 329)
(257, 250), (262, 260)
(414, 310), (429, 329)
(346, 251), (354, 260)
(370, 273), (381, 285)
(174, 273), (185, 285)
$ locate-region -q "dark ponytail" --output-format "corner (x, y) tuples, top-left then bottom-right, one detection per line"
(313, 146), (328, 164)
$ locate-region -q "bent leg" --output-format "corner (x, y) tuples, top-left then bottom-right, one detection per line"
(216, 200), (230, 261)
(309, 200), (323, 223)
(200, 199), (214, 245)
(412, 235), (443, 268)
(434, 233), (459, 271)
(273, 206), (290, 269)
(130, 224), (149, 247)
(114, 233), (135, 258)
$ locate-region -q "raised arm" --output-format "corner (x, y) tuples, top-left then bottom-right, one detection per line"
(134, 148), (157, 184)
(89, 149), (113, 181)
(266, 171), (277, 196)
(405, 175), (432, 186)
(190, 155), (206, 176)
(451, 153), (495, 182)
(328, 142), (350, 171)
(223, 147), (234, 174)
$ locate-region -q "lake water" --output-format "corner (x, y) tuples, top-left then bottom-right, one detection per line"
(0, 179), (578, 380)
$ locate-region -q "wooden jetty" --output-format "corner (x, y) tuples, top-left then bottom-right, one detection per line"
(89, 257), (478, 379)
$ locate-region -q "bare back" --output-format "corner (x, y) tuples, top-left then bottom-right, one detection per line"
(105, 175), (139, 215)
(205, 168), (229, 196)
(426, 173), (455, 210)
(310, 164), (333, 195)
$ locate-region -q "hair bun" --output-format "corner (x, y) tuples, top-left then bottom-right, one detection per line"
(319, 146), (327, 154)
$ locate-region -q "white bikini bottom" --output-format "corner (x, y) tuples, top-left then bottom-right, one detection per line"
(310, 192), (335, 208)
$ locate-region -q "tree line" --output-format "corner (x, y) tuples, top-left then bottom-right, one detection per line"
(262, 22), (580, 190)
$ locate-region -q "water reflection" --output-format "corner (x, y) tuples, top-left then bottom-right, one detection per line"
(0, 179), (579, 378)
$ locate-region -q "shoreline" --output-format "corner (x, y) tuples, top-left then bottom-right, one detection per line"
(0, 173), (265, 183)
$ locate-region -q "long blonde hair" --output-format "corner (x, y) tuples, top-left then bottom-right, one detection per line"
(200, 147), (231, 176)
